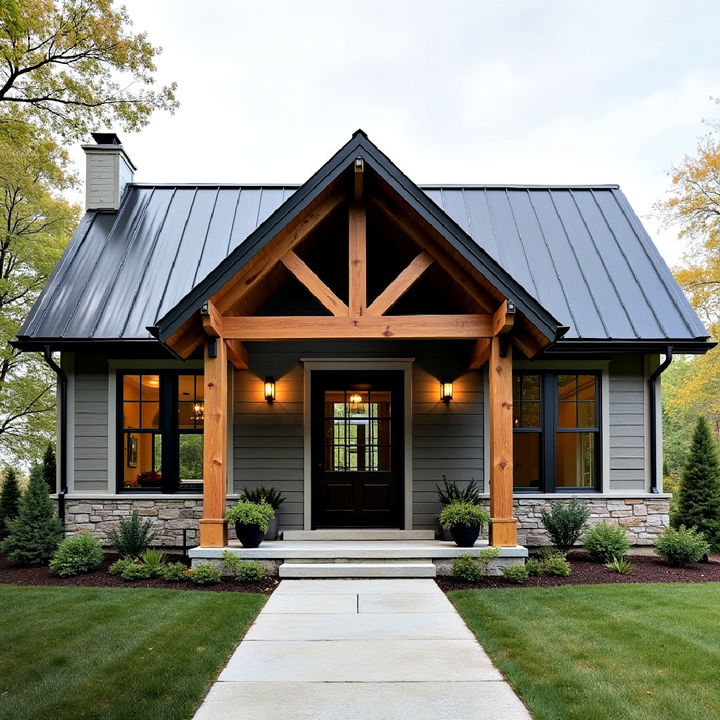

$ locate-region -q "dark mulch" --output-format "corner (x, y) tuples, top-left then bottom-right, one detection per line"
(437, 551), (720, 592)
(0, 553), (279, 595)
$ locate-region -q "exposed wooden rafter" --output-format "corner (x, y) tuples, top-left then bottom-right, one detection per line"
(348, 202), (367, 316)
(469, 338), (492, 369)
(366, 251), (434, 316)
(493, 300), (515, 335)
(225, 338), (249, 370)
(280, 250), (348, 316)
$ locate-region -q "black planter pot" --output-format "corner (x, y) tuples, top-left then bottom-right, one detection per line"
(264, 515), (280, 541)
(234, 522), (265, 548)
(450, 524), (480, 547)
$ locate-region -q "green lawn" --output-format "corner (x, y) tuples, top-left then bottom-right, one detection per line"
(0, 585), (266, 720)
(450, 583), (720, 720)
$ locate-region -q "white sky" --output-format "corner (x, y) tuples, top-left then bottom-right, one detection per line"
(71, 0), (720, 266)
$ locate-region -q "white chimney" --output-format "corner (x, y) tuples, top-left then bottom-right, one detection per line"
(81, 132), (136, 211)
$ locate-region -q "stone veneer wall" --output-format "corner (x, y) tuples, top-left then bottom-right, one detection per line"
(65, 496), (670, 548)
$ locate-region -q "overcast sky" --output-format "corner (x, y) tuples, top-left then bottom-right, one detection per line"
(74, 1), (720, 265)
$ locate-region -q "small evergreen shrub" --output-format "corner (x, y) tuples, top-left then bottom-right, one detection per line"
(222, 550), (266, 582)
(0, 468), (22, 540)
(109, 556), (136, 576)
(655, 525), (710, 567)
(435, 475), (481, 506)
(503, 564), (530, 584)
(439, 502), (490, 530)
(225, 501), (275, 533)
(49, 532), (103, 577)
(540, 499), (591, 552)
(159, 562), (189, 582)
(525, 558), (544, 576)
(241, 486), (287, 510)
(604, 556), (632, 574)
(119, 562), (154, 581)
(450, 548), (500, 581)
(543, 553), (571, 576)
(105, 511), (157, 557)
(139, 549), (166, 576)
(189, 563), (221, 585)
(42, 444), (57, 494)
(1, 464), (63, 566)
(583, 523), (630, 564)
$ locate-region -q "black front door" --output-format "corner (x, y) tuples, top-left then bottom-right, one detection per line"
(311, 370), (404, 528)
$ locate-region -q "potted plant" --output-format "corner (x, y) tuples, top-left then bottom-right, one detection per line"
(225, 501), (275, 548)
(241, 486), (287, 540)
(435, 475), (481, 540)
(439, 501), (491, 547)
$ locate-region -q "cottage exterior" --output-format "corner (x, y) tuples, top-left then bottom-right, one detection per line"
(15, 131), (712, 569)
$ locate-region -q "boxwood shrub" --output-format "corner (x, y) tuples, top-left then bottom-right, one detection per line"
(583, 523), (630, 564)
(49, 531), (103, 577)
(655, 525), (710, 567)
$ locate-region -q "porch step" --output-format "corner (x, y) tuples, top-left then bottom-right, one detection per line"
(281, 529), (436, 542)
(279, 561), (437, 578)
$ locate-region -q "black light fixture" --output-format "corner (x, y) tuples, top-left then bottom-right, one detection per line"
(264, 376), (276, 403)
(440, 379), (453, 403)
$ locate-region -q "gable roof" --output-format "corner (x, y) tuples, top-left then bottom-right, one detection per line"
(17, 132), (711, 353)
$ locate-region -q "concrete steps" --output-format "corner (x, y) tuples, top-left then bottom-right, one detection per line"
(282, 530), (436, 542)
(279, 561), (437, 578)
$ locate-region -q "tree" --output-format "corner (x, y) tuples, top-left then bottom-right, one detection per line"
(0, 118), (79, 463)
(42, 442), (55, 492)
(1, 461), (62, 565)
(0, 466), (21, 539)
(0, 0), (178, 141)
(677, 416), (720, 550)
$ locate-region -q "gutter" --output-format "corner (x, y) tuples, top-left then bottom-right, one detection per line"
(42, 346), (68, 522)
(648, 346), (673, 494)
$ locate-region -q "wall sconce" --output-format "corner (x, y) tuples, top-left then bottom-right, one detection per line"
(440, 379), (453, 403)
(264, 376), (276, 403)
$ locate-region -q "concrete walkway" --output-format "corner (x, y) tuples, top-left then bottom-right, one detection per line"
(194, 579), (532, 720)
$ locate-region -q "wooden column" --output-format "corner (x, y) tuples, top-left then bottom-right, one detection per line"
(488, 335), (517, 546)
(348, 202), (366, 315)
(199, 338), (228, 547)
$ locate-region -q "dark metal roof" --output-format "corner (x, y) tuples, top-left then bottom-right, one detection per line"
(18, 146), (710, 350)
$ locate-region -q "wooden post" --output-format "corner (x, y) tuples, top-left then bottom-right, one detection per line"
(488, 336), (517, 546)
(199, 338), (228, 547)
(348, 202), (366, 315)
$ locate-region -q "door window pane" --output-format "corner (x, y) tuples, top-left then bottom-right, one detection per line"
(556, 432), (596, 488)
(513, 433), (541, 489)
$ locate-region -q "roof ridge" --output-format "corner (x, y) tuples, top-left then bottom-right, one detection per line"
(125, 182), (622, 190)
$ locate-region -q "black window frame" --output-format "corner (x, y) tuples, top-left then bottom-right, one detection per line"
(513, 370), (602, 493)
(116, 370), (204, 494)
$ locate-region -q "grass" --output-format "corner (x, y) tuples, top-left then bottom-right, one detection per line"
(0, 585), (266, 720)
(450, 583), (720, 720)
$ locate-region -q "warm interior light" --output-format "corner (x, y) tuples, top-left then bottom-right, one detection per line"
(191, 402), (204, 421)
(441, 380), (453, 403)
(348, 392), (365, 414)
(264, 377), (276, 402)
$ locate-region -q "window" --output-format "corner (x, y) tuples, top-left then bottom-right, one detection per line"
(118, 371), (204, 492)
(512, 372), (600, 492)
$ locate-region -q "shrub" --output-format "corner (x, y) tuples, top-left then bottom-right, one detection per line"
(525, 558), (544, 576)
(43, 444), (56, 494)
(119, 562), (154, 581)
(435, 475), (481, 506)
(0, 468), (22, 540)
(583, 523), (630, 564)
(450, 548), (500, 581)
(543, 553), (571, 577)
(109, 556), (136, 576)
(676, 416), (720, 550)
(159, 562), (189, 582)
(604, 556), (632, 574)
(139, 549), (166, 576)
(1, 464), (63, 566)
(241, 486), (287, 510)
(49, 532), (103, 577)
(503, 564), (530, 584)
(439, 502), (490, 530)
(540, 499), (591, 552)
(225, 501), (275, 533)
(189, 563), (221, 585)
(655, 525), (710, 567)
(222, 550), (266, 582)
(105, 511), (157, 557)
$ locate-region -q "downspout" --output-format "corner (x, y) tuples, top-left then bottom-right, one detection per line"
(648, 346), (673, 494)
(42, 346), (68, 522)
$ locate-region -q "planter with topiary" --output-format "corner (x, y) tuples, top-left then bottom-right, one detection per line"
(439, 501), (491, 547)
(241, 487), (286, 540)
(225, 501), (275, 548)
(435, 476), (481, 540)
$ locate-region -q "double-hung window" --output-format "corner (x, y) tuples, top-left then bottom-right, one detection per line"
(118, 371), (204, 493)
(513, 372), (600, 492)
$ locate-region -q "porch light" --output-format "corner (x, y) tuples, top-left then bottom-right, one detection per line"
(440, 380), (453, 403)
(264, 377), (276, 403)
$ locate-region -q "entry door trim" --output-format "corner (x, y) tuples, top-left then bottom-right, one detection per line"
(302, 359), (413, 530)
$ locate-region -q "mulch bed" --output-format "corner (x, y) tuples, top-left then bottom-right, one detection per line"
(0, 553), (279, 595)
(437, 551), (720, 592)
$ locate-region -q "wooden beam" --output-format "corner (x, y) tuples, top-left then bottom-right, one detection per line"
(165, 315), (205, 359)
(221, 314), (493, 341)
(492, 300), (515, 336)
(201, 300), (223, 337)
(199, 339), (228, 548)
(488, 335), (517, 547)
(366, 251), (434, 316)
(348, 202), (367, 315)
(280, 250), (349, 316)
(469, 338), (491, 369)
(225, 339), (248, 370)
(354, 157), (364, 199)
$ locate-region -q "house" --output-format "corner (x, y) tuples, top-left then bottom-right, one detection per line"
(15, 130), (712, 575)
